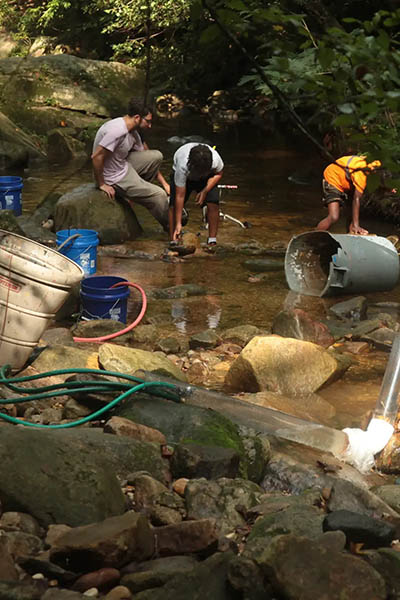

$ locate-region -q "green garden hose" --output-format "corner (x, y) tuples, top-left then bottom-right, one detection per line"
(0, 364), (182, 429)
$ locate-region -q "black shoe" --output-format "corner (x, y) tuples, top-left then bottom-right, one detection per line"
(182, 208), (189, 226)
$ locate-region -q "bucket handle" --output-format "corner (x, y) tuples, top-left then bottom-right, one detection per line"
(57, 233), (81, 252)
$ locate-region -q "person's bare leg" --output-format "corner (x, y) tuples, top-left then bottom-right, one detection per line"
(168, 206), (175, 240)
(207, 203), (219, 239)
(316, 202), (340, 231)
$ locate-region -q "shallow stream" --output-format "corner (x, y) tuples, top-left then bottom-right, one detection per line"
(12, 115), (400, 430)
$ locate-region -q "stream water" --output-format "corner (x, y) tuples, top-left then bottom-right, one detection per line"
(11, 114), (400, 430)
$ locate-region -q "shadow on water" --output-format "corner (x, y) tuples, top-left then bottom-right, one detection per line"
(9, 114), (400, 426)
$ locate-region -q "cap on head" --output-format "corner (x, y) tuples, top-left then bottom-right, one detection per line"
(187, 144), (212, 180)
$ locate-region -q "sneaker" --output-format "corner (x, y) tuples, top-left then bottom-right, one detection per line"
(182, 208), (189, 227)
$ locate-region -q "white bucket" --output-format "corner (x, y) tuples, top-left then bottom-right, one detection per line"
(0, 230), (84, 370)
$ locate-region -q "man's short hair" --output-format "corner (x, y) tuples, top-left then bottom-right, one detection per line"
(127, 97), (152, 118)
(187, 144), (212, 180)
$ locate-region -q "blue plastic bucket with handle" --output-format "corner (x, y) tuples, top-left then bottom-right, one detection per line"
(56, 228), (99, 276)
(80, 276), (130, 323)
(0, 176), (23, 216)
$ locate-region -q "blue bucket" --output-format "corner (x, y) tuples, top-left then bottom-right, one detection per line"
(0, 176), (23, 216)
(80, 276), (130, 323)
(56, 228), (99, 276)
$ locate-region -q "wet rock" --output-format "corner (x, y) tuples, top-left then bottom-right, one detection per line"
(150, 284), (210, 299)
(185, 360), (209, 384)
(73, 568), (120, 592)
(171, 443), (241, 480)
(150, 505), (182, 526)
(47, 128), (86, 163)
(0, 511), (42, 536)
(154, 518), (218, 556)
(316, 529), (347, 552)
(50, 512), (154, 572)
(71, 320), (134, 344)
(129, 324), (159, 349)
(272, 308), (335, 347)
(121, 556), (198, 593)
(172, 478), (189, 496)
(361, 326), (397, 350)
(63, 398), (92, 419)
(220, 324), (261, 347)
(104, 417), (166, 445)
(323, 510), (396, 548)
(338, 340), (370, 354)
(125, 551), (234, 600)
(225, 335), (347, 395)
(242, 258), (284, 272)
(237, 426), (271, 483)
(155, 336), (187, 355)
(185, 478), (263, 536)
(42, 589), (86, 599)
(329, 296), (368, 320)
(98, 343), (187, 382)
(366, 547), (400, 598)
(367, 301), (400, 320)
(39, 327), (74, 346)
(375, 434), (400, 473)
(169, 232), (199, 256)
(130, 473), (170, 510)
(257, 533), (386, 600)
(54, 183), (143, 244)
(0, 426), (126, 528)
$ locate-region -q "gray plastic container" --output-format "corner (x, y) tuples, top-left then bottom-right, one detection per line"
(285, 231), (399, 297)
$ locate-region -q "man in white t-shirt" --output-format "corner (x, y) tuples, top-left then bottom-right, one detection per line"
(169, 143), (224, 246)
(92, 98), (169, 231)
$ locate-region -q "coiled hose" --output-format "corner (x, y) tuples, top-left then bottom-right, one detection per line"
(0, 364), (181, 429)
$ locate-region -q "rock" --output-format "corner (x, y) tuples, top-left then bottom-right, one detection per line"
(0, 209), (25, 235)
(98, 343), (187, 382)
(50, 512), (154, 571)
(329, 296), (368, 320)
(73, 568), (120, 592)
(171, 443), (241, 480)
(129, 473), (170, 510)
(40, 327), (74, 346)
(121, 556), (198, 593)
(371, 484), (400, 513)
(104, 417), (166, 445)
(256, 534), (386, 600)
(47, 128), (87, 163)
(366, 547), (400, 598)
(0, 536), (18, 580)
(54, 183), (143, 244)
(361, 326), (397, 350)
(375, 435), (400, 473)
(42, 588), (86, 599)
(30, 344), (98, 373)
(225, 335), (347, 395)
(154, 518), (218, 556)
(323, 510), (396, 548)
(220, 324), (261, 347)
(0, 512), (42, 536)
(71, 320), (133, 344)
(272, 308), (335, 347)
(0, 426), (125, 528)
(189, 329), (221, 350)
(104, 586), (132, 600)
(0, 110), (45, 167)
(18, 556), (78, 585)
(172, 478), (189, 496)
(2, 530), (44, 561)
(0, 581), (47, 599)
(150, 284), (210, 299)
(155, 337), (187, 355)
(124, 552), (234, 600)
(185, 478), (263, 536)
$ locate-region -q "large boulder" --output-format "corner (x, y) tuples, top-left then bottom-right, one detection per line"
(54, 183), (143, 244)
(224, 335), (348, 395)
(0, 110), (46, 168)
(0, 425), (126, 527)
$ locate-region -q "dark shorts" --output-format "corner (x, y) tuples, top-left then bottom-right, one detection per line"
(169, 171), (220, 207)
(322, 179), (348, 207)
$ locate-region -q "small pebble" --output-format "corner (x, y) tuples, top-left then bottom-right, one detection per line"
(83, 589), (99, 597)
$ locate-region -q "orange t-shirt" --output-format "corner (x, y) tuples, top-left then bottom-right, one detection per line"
(324, 156), (380, 194)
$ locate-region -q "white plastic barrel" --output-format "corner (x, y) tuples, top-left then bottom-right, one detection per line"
(0, 230), (84, 370)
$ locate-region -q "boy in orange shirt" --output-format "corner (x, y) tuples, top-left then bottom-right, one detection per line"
(317, 155), (380, 235)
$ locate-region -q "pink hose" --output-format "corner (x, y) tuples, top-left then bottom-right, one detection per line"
(73, 281), (147, 344)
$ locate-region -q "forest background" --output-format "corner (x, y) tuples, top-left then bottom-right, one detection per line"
(0, 0), (400, 188)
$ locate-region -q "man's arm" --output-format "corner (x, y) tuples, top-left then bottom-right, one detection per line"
(349, 189), (368, 235)
(91, 145), (115, 199)
(196, 171), (224, 206)
(173, 185), (186, 240)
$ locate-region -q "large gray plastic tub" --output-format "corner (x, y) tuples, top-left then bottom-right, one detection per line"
(285, 231), (399, 297)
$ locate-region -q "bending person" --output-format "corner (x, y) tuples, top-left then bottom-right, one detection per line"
(91, 98), (169, 231)
(169, 143), (224, 246)
(317, 155), (381, 235)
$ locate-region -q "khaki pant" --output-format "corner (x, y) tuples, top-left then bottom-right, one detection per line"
(115, 150), (169, 230)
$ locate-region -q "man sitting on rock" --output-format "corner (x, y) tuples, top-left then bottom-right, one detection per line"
(91, 98), (169, 231)
(169, 143), (224, 248)
(316, 155), (381, 235)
